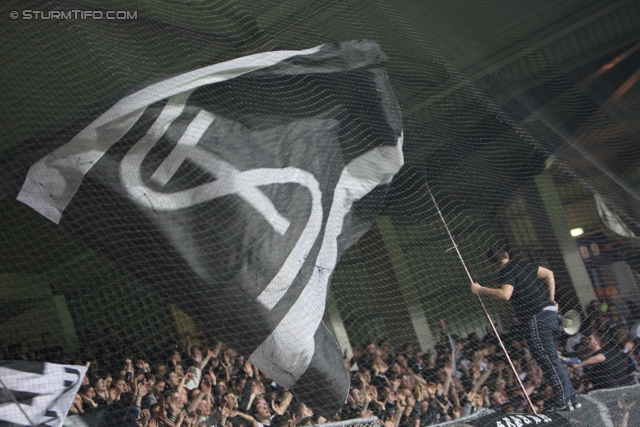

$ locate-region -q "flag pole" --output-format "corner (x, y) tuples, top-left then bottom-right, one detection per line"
(424, 180), (537, 414)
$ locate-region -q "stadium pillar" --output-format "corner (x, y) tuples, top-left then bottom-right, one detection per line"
(53, 295), (80, 353)
(324, 291), (354, 359)
(365, 216), (436, 352)
(530, 173), (596, 310)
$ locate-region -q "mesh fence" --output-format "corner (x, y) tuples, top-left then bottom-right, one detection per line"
(323, 385), (640, 427)
(1, 0), (640, 427)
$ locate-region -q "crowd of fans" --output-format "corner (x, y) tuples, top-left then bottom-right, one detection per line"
(346, 298), (640, 425)
(2, 298), (640, 426)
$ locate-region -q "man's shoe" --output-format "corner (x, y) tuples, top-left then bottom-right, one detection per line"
(572, 401), (582, 409)
(544, 404), (574, 413)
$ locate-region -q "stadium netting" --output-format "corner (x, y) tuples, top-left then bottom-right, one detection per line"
(1, 1), (640, 427)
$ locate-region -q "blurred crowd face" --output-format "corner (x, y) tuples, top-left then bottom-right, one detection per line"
(396, 355), (408, 369)
(390, 362), (402, 375)
(491, 391), (507, 407)
(350, 388), (364, 405)
(94, 378), (107, 393)
(197, 400), (211, 416)
(365, 343), (377, 355)
(473, 393), (484, 408)
(167, 372), (180, 387)
(115, 379), (129, 393)
(224, 392), (239, 409)
(83, 386), (96, 399)
(255, 400), (271, 419)
(404, 344), (415, 356)
(400, 374), (412, 389)
(380, 341), (391, 355)
(153, 381), (166, 395)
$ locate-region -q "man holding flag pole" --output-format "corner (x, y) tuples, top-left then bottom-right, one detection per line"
(470, 247), (580, 413)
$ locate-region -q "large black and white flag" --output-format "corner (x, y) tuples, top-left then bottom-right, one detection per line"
(0, 40), (403, 416)
(0, 361), (87, 427)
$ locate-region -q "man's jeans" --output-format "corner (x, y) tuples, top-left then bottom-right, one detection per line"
(528, 309), (576, 406)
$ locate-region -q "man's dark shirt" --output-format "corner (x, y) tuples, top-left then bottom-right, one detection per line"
(583, 349), (612, 390)
(229, 416), (251, 427)
(36, 345), (64, 363)
(340, 403), (362, 420)
(141, 392), (158, 409)
(420, 398), (439, 425)
(499, 259), (553, 320)
(93, 394), (108, 406)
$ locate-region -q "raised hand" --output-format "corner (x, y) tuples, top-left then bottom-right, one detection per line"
(109, 387), (121, 403)
(444, 363), (453, 376)
(221, 404), (233, 419)
(357, 371), (369, 387)
(137, 384), (148, 397)
(158, 413), (176, 427)
(243, 361), (253, 376)
(253, 380), (265, 395)
(406, 394), (416, 408)
(435, 398), (449, 413)
(363, 388), (372, 405)
(386, 391), (397, 404)
(169, 394), (183, 413)
(452, 405), (462, 419)
(365, 385), (378, 402)
(81, 394), (98, 408)
(346, 393), (356, 407)
(200, 376), (213, 393)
